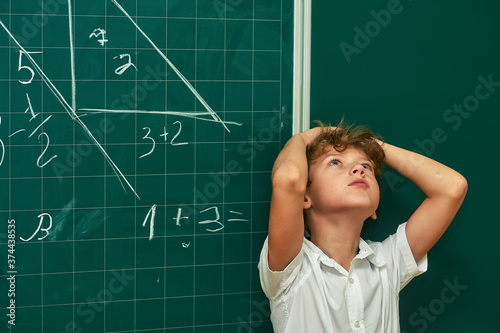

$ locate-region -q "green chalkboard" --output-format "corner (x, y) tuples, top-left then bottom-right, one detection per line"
(0, 0), (294, 332)
(311, 0), (500, 332)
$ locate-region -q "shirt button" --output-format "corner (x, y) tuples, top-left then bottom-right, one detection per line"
(349, 277), (354, 284)
(354, 321), (360, 328)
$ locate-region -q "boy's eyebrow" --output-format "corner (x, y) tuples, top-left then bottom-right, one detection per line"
(319, 150), (373, 164)
(319, 150), (341, 162)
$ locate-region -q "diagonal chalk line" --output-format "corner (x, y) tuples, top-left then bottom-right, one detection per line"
(28, 115), (53, 138)
(0, 19), (140, 199)
(110, 0), (231, 132)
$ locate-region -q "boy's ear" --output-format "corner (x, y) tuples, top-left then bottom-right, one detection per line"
(303, 193), (312, 210)
(370, 211), (377, 220)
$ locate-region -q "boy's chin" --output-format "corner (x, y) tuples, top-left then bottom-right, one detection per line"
(340, 204), (379, 221)
(337, 200), (379, 213)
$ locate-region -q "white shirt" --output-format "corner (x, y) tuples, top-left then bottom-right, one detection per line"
(258, 222), (427, 333)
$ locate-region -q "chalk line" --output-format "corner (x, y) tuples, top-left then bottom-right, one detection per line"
(28, 115), (52, 138)
(78, 108), (243, 126)
(110, 0), (231, 132)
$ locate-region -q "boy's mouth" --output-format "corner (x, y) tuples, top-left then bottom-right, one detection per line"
(349, 179), (369, 188)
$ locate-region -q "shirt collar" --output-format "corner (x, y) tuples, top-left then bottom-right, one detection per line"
(304, 237), (386, 273)
(357, 238), (386, 267)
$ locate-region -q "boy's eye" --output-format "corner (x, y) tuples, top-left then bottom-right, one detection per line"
(362, 163), (373, 171)
(329, 159), (341, 166)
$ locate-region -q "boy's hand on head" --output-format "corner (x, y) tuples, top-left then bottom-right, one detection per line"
(299, 126), (333, 147)
(298, 127), (321, 146)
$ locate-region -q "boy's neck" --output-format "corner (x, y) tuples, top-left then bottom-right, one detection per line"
(309, 212), (365, 272)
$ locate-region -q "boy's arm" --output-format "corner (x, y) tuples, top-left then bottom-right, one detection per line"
(267, 128), (321, 271)
(379, 141), (467, 262)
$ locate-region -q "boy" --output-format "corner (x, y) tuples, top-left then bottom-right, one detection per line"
(258, 120), (467, 332)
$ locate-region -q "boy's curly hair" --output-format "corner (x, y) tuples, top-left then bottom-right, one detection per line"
(303, 119), (385, 233)
(306, 119), (385, 178)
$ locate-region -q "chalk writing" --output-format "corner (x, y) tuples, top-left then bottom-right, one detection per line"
(36, 132), (57, 168)
(142, 204), (157, 241)
(140, 206), (250, 240)
(9, 94), (57, 168)
(139, 127), (155, 159)
(227, 210), (250, 222)
(0, 0), (241, 199)
(0, 0), (242, 200)
(0, 20), (141, 198)
(113, 53), (137, 75)
(174, 208), (189, 227)
(89, 28), (108, 46)
(24, 93), (39, 121)
(20, 213), (53, 242)
(174, 207), (249, 233)
(199, 206), (224, 232)
(18, 50), (42, 84)
(141, 121), (188, 159)
(170, 121), (188, 146)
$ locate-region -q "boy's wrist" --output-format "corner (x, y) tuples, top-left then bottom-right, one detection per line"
(299, 127), (324, 147)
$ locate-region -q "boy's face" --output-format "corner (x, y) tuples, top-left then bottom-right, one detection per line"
(304, 146), (380, 219)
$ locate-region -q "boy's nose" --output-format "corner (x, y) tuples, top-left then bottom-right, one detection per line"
(351, 164), (365, 176)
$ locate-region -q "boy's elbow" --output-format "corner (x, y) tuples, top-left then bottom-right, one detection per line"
(448, 174), (468, 202)
(456, 174), (468, 199)
(272, 164), (307, 194)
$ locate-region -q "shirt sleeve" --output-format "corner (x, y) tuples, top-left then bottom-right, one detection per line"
(381, 222), (428, 291)
(258, 236), (304, 301)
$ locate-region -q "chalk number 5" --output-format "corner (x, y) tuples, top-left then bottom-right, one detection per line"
(18, 50), (42, 85)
